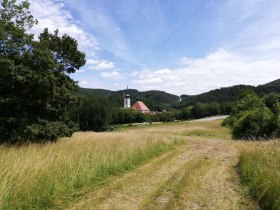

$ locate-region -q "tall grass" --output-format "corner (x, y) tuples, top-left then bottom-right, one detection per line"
(179, 121), (232, 140)
(0, 131), (181, 209)
(238, 141), (280, 210)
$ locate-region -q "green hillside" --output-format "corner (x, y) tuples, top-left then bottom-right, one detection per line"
(180, 79), (280, 107)
(180, 85), (253, 105)
(77, 88), (179, 111)
(255, 79), (280, 94)
(77, 79), (280, 110)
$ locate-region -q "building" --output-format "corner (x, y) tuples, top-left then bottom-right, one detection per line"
(124, 93), (131, 108)
(123, 86), (131, 108)
(123, 87), (151, 114)
(132, 101), (150, 114)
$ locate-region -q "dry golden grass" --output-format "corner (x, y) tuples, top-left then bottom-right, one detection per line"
(70, 120), (259, 210)
(238, 141), (280, 210)
(0, 119), (263, 210)
(0, 130), (181, 209)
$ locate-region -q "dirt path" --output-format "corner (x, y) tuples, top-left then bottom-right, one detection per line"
(69, 137), (259, 210)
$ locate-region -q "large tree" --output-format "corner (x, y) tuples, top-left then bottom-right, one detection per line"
(0, 0), (86, 143)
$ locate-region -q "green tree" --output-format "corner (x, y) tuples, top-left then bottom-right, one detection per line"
(264, 93), (280, 114)
(71, 97), (112, 131)
(0, 0), (86, 143)
(206, 102), (221, 116)
(111, 108), (145, 124)
(191, 102), (207, 118)
(223, 90), (280, 139)
(233, 90), (264, 114)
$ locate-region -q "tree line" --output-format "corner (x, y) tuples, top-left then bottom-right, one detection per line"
(69, 96), (228, 131)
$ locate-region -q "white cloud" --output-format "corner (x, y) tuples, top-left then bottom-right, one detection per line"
(220, 0), (280, 60)
(100, 71), (122, 79)
(87, 59), (115, 70)
(28, 0), (120, 76)
(65, 0), (135, 64)
(132, 49), (280, 95)
(29, 0), (99, 57)
(79, 80), (88, 85)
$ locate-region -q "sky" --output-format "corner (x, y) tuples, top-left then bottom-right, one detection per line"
(28, 0), (280, 95)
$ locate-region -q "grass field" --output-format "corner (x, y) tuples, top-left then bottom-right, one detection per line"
(0, 131), (183, 209)
(238, 141), (280, 210)
(1, 119), (279, 209)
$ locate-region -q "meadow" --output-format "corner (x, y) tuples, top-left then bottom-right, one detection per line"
(0, 119), (280, 209)
(238, 141), (280, 210)
(0, 130), (182, 209)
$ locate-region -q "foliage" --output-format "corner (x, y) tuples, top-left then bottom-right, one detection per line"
(179, 85), (253, 107)
(177, 106), (192, 120)
(154, 111), (176, 122)
(23, 120), (78, 142)
(264, 93), (280, 114)
(0, 0), (85, 143)
(111, 108), (145, 124)
(70, 97), (112, 131)
(220, 102), (233, 114)
(223, 91), (280, 139)
(77, 88), (179, 111)
(179, 79), (280, 108)
(232, 107), (274, 139)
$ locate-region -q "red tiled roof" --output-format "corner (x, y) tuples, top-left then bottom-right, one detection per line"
(132, 101), (149, 111)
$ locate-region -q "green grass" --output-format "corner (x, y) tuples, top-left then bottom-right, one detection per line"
(179, 122), (232, 140)
(238, 142), (280, 210)
(0, 132), (182, 209)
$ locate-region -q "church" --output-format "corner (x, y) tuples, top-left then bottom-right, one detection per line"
(123, 90), (151, 114)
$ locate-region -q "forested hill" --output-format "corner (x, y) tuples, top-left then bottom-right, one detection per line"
(180, 85), (252, 105)
(77, 79), (280, 110)
(77, 88), (180, 111)
(255, 79), (280, 94)
(180, 79), (280, 106)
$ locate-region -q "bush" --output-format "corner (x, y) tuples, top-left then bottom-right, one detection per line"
(222, 91), (280, 140)
(24, 120), (78, 142)
(111, 108), (145, 124)
(232, 107), (274, 139)
(156, 112), (175, 122)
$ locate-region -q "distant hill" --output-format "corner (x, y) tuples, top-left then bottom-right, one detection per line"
(255, 79), (280, 95)
(78, 88), (113, 97)
(77, 79), (280, 109)
(180, 79), (280, 106)
(77, 88), (179, 111)
(180, 85), (253, 105)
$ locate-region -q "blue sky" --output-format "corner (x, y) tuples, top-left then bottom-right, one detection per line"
(29, 0), (280, 95)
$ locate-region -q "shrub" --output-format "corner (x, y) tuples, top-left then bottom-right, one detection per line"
(24, 120), (78, 142)
(232, 91), (264, 115)
(232, 107), (274, 139)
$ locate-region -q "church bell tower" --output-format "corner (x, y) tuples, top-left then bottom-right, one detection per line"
(124, 86), (131, 108)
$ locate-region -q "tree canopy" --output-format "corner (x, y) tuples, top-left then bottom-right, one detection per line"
(222, 91), (280, 140)
(0, 0), (86, 143)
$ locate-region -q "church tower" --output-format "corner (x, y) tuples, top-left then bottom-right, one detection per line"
(124, 86), (131, 108)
